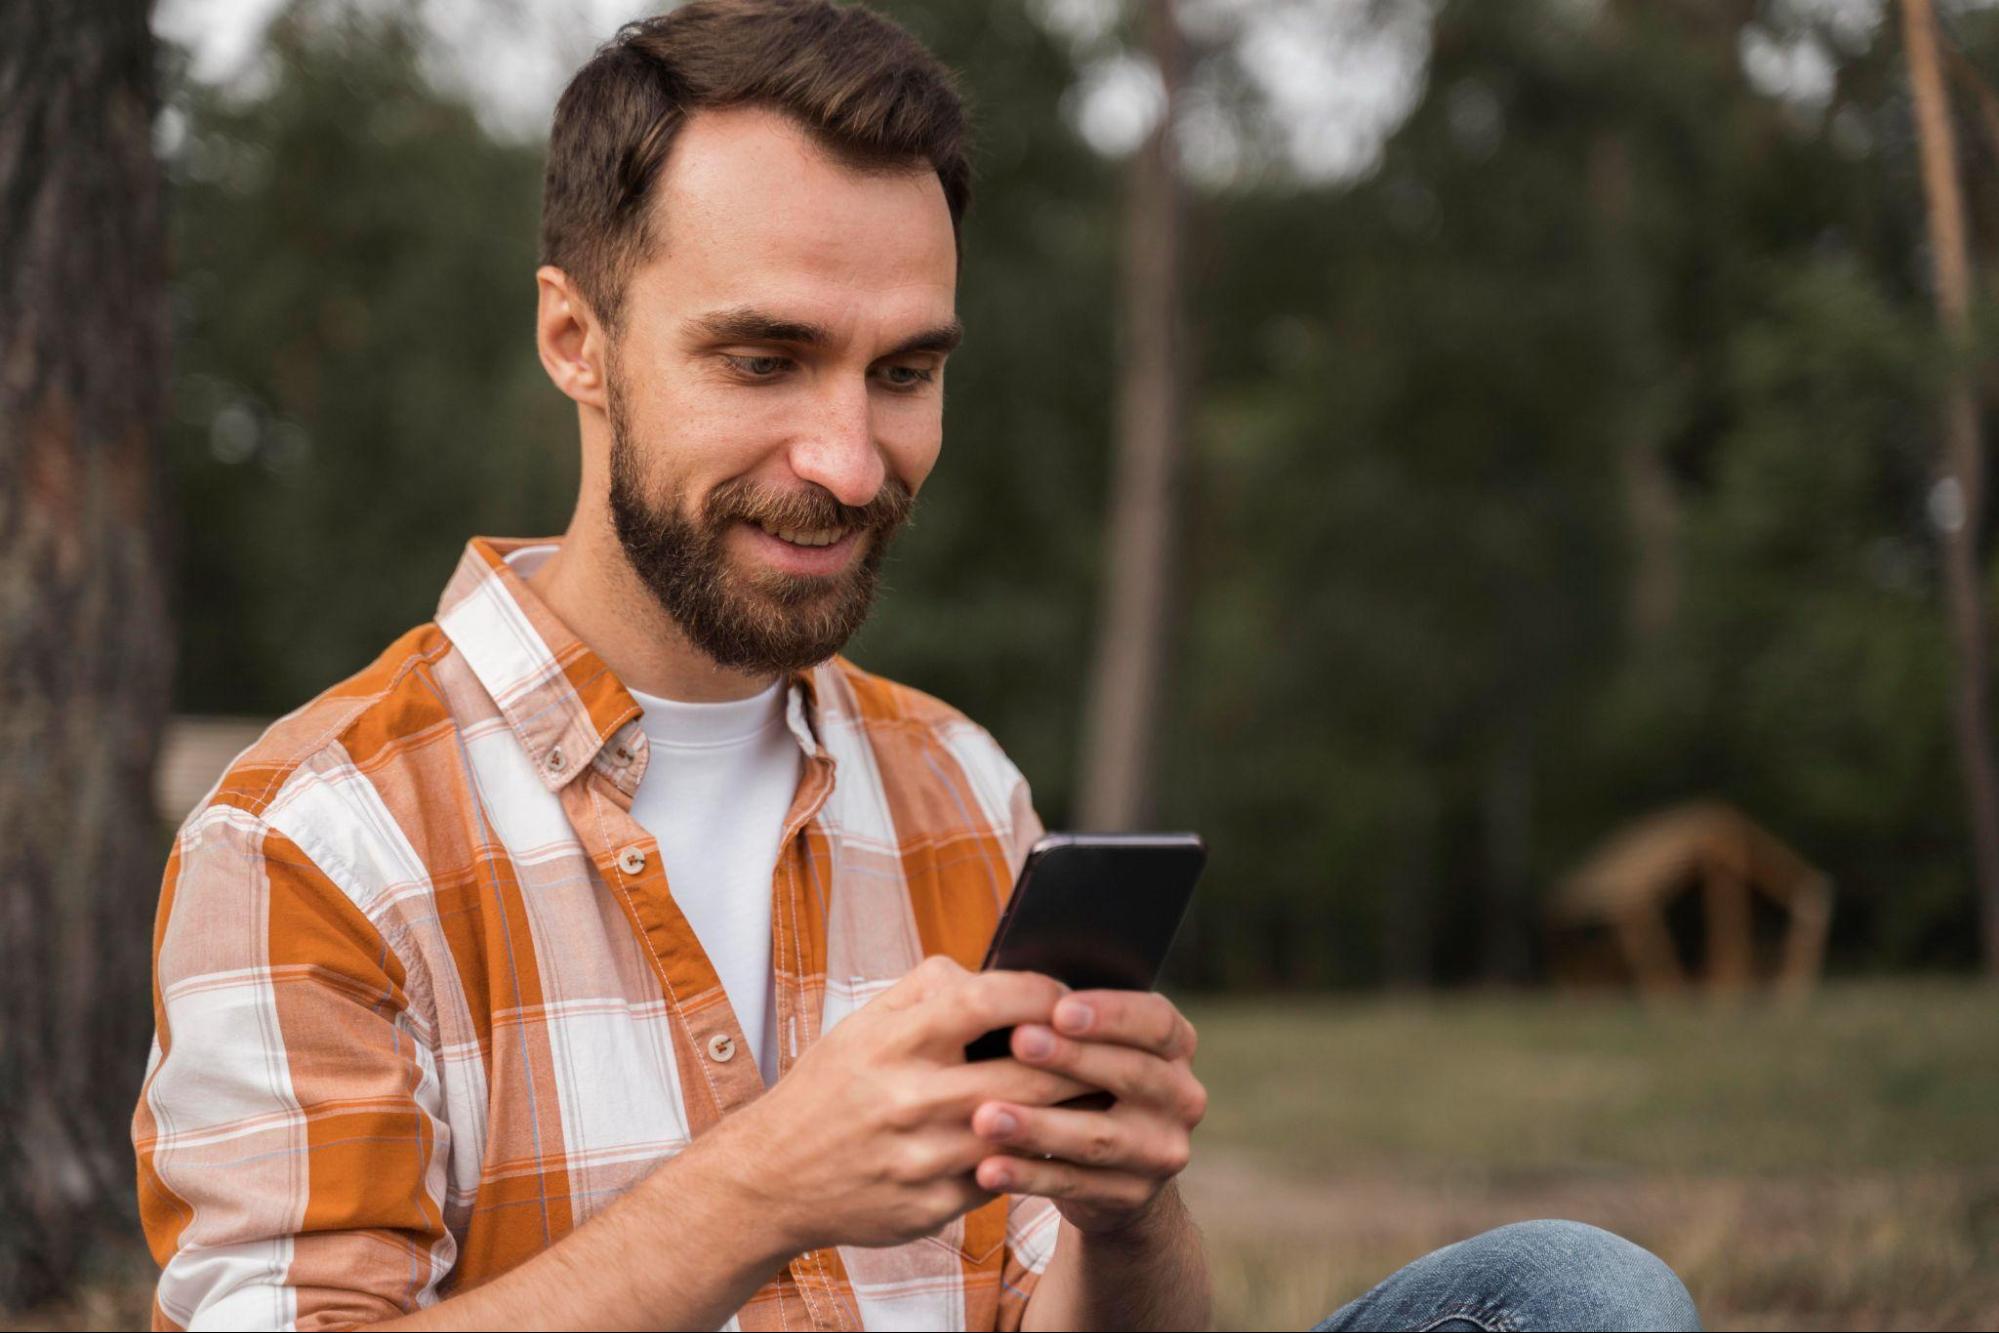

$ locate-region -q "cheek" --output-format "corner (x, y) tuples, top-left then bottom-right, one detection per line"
(636, 372), (779, 478)
(877, 401), (944, 492)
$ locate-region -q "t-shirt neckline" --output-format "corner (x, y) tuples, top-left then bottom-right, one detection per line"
(631, 679), (789, 750)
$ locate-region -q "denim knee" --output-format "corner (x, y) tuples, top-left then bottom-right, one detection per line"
(1452, 1219), (1701, 1332)
(1313, 1217), (1703, 1332)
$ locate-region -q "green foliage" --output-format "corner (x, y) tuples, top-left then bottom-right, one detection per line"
(167, 3), (574, 714)
(1159, 0), (1991, 983)
(164, 0), (1995, 985)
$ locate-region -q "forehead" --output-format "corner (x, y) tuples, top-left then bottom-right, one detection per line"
(630, 105), (958, 331)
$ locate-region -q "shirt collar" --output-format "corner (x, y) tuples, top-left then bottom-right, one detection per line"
(436, 535), (826, 790)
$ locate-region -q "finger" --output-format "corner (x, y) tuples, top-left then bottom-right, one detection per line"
(876, 954), (972, 1012)
(1050, 990), (1196, 1061)
(970, 1101), (1190, 1178)
(934, 1058), (1096, 1112)
(973, 1153), (1156, 1213)
(1011, 1025), (1205, 1121)
(912, 969), (1068, 1048)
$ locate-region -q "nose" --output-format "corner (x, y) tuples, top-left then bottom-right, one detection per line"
(787, 380), (886, 508)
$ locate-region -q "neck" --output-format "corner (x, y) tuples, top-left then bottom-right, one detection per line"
(526, 512), (781, 704)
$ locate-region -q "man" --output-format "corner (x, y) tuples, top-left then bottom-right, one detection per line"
(134, 3), (1701, 1330)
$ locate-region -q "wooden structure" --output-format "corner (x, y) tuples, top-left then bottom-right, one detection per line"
(155, 716), (270, 825)
(1548, 802), (1832, 1000)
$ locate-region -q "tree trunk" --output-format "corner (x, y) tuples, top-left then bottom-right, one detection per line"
(1901, 0), (1999, 974)
(1078, 0), (1186, 830)
(0, 0), (172, 1307)
(1481, 716), (1535, 983)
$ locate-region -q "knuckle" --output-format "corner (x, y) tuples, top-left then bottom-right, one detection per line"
(1085, 1126), (1119, 1167)
(1183, 1080), (1209, 1127)
(880, 1080), (929, 1132)
(916, 1182), (964, 1230)
(1160, 1137), (1192, 1176)
(887, 1145), (928, 1185)
(957, 991), (1001, 1034)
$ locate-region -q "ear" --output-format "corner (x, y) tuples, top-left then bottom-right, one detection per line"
(535, 266), (609, 410)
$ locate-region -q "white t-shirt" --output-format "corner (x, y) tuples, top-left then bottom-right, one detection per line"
(628, 680), (803, 1087)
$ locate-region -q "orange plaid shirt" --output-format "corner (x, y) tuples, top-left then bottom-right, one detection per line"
(132, 536), (1058, 1331)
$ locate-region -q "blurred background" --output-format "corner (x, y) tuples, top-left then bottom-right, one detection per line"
(3, 0), (1997, 1328)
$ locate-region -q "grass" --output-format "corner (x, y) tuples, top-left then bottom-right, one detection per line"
(11, 979), (1994, 1330)
(1180, 978), (1999, 1330)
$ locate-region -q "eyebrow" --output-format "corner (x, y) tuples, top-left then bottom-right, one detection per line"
(689, 306), (963, 360)
(881, 321), (964, 359)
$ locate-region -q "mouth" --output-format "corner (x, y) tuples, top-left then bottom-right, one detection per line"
(737, 518), (864, 576)
(753, 519), (846, 548)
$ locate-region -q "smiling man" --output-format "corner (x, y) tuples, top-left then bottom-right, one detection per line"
(133, 3), (1701, 1331)
(131, 4), (1208, 1330)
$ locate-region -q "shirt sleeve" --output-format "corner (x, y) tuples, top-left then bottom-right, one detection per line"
(133, 803), (454, 1332)
(999, 759), (1046, 881)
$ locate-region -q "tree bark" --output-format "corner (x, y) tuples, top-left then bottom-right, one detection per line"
(1901, 0), (1999, 974)
(0, 0), (173, 1306)
(1078, 0), (1186, 830)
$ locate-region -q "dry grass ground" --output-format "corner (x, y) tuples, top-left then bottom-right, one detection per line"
(1182, 979), (1999, 1330)
(9, 979), (1992, 1330)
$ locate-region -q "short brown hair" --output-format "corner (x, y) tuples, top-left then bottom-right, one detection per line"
(541, 0), (971, 330)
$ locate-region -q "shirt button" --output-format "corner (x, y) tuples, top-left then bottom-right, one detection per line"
(617, 845), (647, 875)
(707, 1033), (736, 1063)
(546, 747), (566, 773)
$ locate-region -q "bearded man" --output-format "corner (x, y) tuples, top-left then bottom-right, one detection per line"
(133, 3), (1701, 1331)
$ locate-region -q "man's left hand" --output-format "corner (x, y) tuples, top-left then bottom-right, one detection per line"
(968, 990), (1205, 1235)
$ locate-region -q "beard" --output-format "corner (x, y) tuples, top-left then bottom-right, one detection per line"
(606, 375), (914, 677)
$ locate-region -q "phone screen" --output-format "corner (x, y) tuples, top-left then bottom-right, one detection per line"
(965, 832), (1205, 1061)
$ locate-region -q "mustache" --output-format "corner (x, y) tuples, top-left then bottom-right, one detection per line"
(703, 476), (915, 536)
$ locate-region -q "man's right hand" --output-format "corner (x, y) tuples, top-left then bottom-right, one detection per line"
(711, 954), (1094, 1254)
(370, 956), (1085, 1332)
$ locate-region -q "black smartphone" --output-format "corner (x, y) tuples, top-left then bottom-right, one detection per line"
(964, 832), (1206, 1062)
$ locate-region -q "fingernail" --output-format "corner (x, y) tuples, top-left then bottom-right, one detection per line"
(1019, 1026), (1054, 1059)
(987, 1166), (1012, 1190)
(989, 1110), (1018, 1139)
(1055, 1000), (1093, 1034)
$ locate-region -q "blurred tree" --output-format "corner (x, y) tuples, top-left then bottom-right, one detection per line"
(1078, 0), (1191, 832)
(0, 0), (171, 1307)
(1899, 0), (1999, 972)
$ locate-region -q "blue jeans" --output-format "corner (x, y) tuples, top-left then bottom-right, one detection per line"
(1310, 1219), (1702, 1331)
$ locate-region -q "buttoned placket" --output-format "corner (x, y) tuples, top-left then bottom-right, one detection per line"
(552, 700), (856, 1331)
(555, 723), (761, 1116)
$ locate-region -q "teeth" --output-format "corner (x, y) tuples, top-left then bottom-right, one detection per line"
(756, 521), (844, 548)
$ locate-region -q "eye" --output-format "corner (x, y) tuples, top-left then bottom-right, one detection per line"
(724, 354), (792, 379)
(877, 364), (937, 390)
